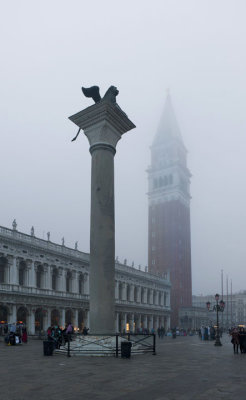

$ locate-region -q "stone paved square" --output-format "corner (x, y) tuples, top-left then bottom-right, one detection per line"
(1, 335), (246, 400)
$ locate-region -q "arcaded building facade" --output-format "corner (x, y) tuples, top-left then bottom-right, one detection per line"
(0, 224), (171, 334)
(148, 94), (192, 327)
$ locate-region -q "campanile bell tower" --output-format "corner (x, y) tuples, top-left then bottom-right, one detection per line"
(147, 93), (192, 327)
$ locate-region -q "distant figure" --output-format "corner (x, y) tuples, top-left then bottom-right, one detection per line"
(83, 326), (89, 335)
(75, 241), (78, 250)
(124, 259), (127, 265)
(47, 232), (50, 241)
(22, 328), (28, 343)
(62, 237), (65, 246)
(30, 226), (35, 237)
(12, 219), (17, 231)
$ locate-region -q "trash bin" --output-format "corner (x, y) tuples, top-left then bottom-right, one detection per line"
(43, 340), (54, 356)
(121, 341), (132, 358)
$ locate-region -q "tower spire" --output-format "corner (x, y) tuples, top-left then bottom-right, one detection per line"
(153, 93), (183, 146)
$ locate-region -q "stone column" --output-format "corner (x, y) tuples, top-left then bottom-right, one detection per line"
(10, 256), (18, 285)
(69, 97), (135, 334)
(44, 265), (52, 290)
(71, 271), (77, 293)
(11, 304), (17, 324)
(122, 282), (127, 301)
(129, 313), (134, 332)
(143, 315), (147, 330)
(28, 310), (35, 335)
(60, 309), (65, 328)
(115, 280), (119, 299)
(150, 289), (154, 305)
(84, 273), (89, 295)
(28, 260), (36, 287)
(44, 309), (51, 331)
(148, 315), (153, 331)
(121, 313), (127, 333)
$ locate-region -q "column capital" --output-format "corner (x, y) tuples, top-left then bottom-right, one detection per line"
(69, 101), (135, 146)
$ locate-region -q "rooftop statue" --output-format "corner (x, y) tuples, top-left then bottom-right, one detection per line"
(71, 85), (119, 142)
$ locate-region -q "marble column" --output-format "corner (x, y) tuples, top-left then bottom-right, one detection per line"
(115, 280), (119, 299)
(11, 304), (17, 324)
(10, 256), (18, 285)
(84, 273), (89, 295)
(28, 260), (36, 287)
(69, 95), (135, 334)
(129, 313), (134, 332)
(60, 309), (65, 328)
(28, 311), (35, 335)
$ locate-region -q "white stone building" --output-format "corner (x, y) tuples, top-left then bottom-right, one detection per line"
(0, 224), (171, 334)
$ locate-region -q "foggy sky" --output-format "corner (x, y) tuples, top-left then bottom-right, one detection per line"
(1, 0), (246, 295)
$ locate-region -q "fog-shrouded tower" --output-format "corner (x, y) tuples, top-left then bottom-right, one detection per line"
(147, 93), (192, 327)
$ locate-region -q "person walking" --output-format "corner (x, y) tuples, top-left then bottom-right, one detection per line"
(231, 328), (240, 354)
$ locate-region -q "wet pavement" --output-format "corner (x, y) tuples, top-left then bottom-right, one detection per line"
(1, 334), (245, 399)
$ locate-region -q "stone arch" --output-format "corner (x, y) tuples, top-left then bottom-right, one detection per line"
(51, 309), (60, 326)
(0, 305), (8, 323)
(35, 308), (45, 333)
(52, 267), (59, 291)
(17, 306), (28, 325)
(65, 309), (73, 325)
(78, 310), (85, 331)
(0, 256), (8, 283)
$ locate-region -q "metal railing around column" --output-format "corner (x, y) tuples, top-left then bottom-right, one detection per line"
(54, 333), (156, 357)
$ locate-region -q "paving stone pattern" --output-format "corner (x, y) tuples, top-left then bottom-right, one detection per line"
(1, 335), (245, 400)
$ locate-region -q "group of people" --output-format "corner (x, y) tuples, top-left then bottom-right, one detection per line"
(230, 327), (246, 354)
(198, 326), (219, 341)
(46, 323), (90, 349)
(3, 324), (28, 346)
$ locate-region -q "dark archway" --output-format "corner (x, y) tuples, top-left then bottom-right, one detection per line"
(66, 271), (72, 292)
(35, 308), (44, 333)
(78, 310), (84, 331)
(65, 309), (72, 325)
(51, 309), (60, 327)
(36, 265), (44, 288)
(0, 305), (8, 323)
(52, 268), (59, 291)
(17, 306), (27, 325)
(0, 257), (8, 283)
(78, 274), (84, 294)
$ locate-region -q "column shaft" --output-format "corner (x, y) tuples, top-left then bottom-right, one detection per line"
(89, 147), (115, 334)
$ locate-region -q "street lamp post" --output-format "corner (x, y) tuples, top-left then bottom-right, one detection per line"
(206, 294), (225, 346)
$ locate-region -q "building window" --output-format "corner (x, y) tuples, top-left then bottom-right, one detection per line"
(152, 259), (155, 265)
